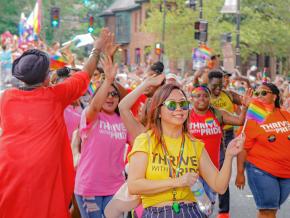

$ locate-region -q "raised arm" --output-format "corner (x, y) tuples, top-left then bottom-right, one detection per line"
(118, 74), (165, 139)
(86, 56), (118, 123)
(199, 133), (245, 194)
(82, 28), (111, 79)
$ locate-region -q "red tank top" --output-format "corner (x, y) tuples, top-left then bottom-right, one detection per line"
(188, 109), (223, 167)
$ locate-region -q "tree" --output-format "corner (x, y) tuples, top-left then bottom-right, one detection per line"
(144, 0), (290, 68)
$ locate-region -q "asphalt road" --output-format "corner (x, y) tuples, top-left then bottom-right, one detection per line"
(212, 159), (290, 218)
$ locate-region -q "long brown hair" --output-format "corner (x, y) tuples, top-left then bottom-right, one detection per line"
(147, 84), (189, 145)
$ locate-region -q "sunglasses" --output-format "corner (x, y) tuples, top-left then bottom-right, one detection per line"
(254, 90), (272, 97)
(162, 100), (190, 111)
(107, 91), (119, 98)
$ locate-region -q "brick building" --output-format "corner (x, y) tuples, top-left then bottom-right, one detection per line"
(100, 0), (158, 66)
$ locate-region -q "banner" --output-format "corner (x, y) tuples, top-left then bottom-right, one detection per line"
(192, 45), (212, 70)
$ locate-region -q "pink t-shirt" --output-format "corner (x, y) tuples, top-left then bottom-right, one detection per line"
(74, 110), (129, 196)
(64, 105), (82, 141)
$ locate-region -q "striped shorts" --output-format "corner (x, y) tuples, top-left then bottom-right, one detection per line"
(142, 202), (206, 218)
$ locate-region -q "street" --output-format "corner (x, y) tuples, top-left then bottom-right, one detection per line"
(212, 159), (290, 218)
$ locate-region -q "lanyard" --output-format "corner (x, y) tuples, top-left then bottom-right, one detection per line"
(161, 134), (185, 178)
(161, 134), (185, 214)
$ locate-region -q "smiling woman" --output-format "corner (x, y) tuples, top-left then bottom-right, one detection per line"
(127, 84), (244, 217)
(74, 56), (132, 218)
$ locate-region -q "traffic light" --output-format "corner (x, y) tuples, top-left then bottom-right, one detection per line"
(155, 43), (162, 55)
(88, 15), (94, 33)
(51, 7), (60, 28)
(194, 20), (208, 42)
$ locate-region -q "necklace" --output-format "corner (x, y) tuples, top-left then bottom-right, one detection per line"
(161, 134), (185, 214)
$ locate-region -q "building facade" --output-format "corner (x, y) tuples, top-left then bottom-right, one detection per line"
(101, 0), (158, 66)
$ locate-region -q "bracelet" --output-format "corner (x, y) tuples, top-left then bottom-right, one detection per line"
(89, 48), (101, 59)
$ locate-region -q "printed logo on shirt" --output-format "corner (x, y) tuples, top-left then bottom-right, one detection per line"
(260, 121), (290, 134)
(150, 153), (198, 175)
(267, 135), (276, 142)
(99, 120), (127, 140)
(188, 119), (222, 136)
(211, 99), (227, 108)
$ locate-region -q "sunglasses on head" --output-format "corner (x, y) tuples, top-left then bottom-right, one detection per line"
(254, 90), (272, 97)
(107, 91), (119, 98)
(162, 100), (190, 111)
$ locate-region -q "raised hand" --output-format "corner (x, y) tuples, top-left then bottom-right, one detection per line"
(144, 74), (165, 88)
(241, 88), (253, 107)
(100, 55), (118, 83)
(103, 32), (119, 58)
(225, 133), (245, 157)
(93, 28), (111, 51)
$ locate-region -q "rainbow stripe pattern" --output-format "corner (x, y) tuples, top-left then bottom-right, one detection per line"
(205, 118), (214, 125)
(88, 82), (97, 96)
(246, 99), (272, 124)
(199, 45), (212, 57)
(50, 55), (67, 70)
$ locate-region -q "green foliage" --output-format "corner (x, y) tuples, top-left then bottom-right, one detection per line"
(0, 0), (114, 45)
(144, 0), (290, 62)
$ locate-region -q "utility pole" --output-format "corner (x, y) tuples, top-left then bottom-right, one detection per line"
(161, 0), (167, 61)
(236, 0), (241, 69)
(199, 0), (203, 19)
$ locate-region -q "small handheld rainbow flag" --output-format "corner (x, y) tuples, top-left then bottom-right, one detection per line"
(199, 45), (212, 57)
(246, 99), (273, 124)
(50, 55), (68, 70)
(88, 82), (97, 96)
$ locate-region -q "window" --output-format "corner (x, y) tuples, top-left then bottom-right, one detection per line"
(135, 48), (141, 65)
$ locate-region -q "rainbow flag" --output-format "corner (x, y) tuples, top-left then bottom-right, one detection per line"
(199, 45), (212, 57)
(246, 99), (273, 124)
(26, 0), (42, 35)
(50, 55), (67, 70)
(88, 82), (97, 96)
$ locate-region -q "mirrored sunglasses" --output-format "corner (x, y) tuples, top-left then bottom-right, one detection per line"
(162, 100), (190, 111)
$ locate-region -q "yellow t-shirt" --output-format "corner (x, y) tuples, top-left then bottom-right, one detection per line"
(210, 91), (234, 130)
(128, 132), (204, 208)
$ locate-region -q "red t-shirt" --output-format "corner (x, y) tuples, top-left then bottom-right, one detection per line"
(0, 72), (89, 217)
(244, 109), (290, 178)
(127, 88), (147, 118)
(188, 110), (223, 168)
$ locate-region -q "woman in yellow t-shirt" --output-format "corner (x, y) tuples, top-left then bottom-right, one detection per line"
(128, 84), (243, 217)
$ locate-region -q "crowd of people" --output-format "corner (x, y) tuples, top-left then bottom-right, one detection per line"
(0, 28), (289, 218)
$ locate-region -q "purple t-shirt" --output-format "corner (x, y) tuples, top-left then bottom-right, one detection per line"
(74, 109), (129, 196)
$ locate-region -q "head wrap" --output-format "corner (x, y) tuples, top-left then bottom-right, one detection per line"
(12, 49), (50, 85)
(192, 85), (211, 95)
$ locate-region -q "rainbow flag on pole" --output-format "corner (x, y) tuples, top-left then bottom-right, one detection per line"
(246, 99), (273, 124)
(50, 55), (68, 70)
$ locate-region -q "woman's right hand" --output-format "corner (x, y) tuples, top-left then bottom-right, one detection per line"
(174, 173), (198, 188)
(100, 55), (118, 84)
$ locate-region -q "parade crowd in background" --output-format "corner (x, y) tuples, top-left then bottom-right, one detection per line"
(0, 28), (289, 218)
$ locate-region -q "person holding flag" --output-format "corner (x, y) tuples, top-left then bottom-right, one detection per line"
(236, 83), (290, 218)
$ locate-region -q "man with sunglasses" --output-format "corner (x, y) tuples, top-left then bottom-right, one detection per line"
(207, 70), (247, 218)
